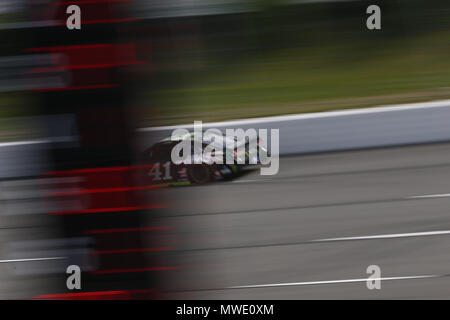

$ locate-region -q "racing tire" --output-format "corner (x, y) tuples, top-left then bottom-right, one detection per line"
(187, 164), (212, 184)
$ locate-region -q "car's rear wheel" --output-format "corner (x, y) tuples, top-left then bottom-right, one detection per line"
(187, 164), (212, 184)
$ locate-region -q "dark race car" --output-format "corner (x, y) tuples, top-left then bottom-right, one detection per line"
(141, 130), (268, 185)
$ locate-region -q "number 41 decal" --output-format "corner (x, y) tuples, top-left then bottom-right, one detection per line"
(148, 162), (172, 181)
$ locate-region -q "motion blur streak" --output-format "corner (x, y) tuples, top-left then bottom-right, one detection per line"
(85, 227), (170, 234)
(0, 0), (175, 299)
(91, 247), (172, 254)
(51, 205), (165, 215)
(34, 289), (153, 300)
(91, 266), (179, 275)
(48, 184), (164, 196)
(1, 0), (450, 300)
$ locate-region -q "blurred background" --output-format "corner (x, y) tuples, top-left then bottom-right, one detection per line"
(1, 0), (450, 299)
(134, 0), (450, 125)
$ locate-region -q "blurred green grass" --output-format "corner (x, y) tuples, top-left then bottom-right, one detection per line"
(0, 94), (39, 141)
(152, 30), (450, 125)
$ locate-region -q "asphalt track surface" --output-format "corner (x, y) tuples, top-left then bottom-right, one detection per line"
(158, 142), (450, 299)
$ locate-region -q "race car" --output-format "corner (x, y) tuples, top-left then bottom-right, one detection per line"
(141, 130), (268, 185)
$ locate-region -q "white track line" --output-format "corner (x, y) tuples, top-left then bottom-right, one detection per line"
(0, 257), (65, 264)
(408, 194), (450, 199)
(312, 230), (450, 242)
(0, 139), (49, 148)
(138, 99), (450, 131)
(228, 275), (439, 289)
(0, 137), (76, 148)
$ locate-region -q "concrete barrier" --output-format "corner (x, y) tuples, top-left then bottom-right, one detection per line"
(139, 99), (450, 155)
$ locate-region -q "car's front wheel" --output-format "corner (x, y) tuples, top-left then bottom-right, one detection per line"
(187, 164), (212, 184)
